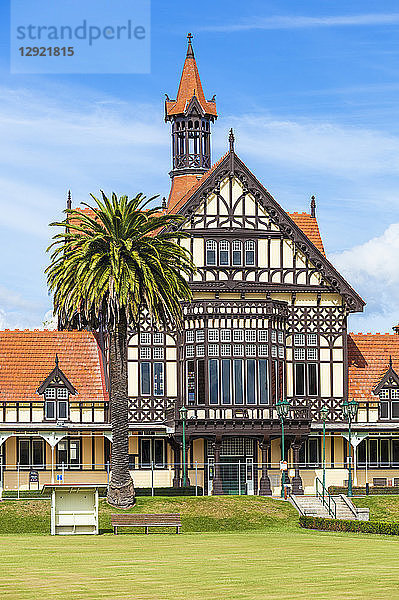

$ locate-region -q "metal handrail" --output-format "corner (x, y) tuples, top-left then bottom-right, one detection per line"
(315, 477), (337, 519)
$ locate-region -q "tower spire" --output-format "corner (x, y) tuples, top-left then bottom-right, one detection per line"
(165, 34), (217, 179)
(310, 195), (316, 218)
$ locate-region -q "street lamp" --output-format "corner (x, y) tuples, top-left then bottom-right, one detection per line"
(179, 405), (188, 487)
(320, 406), (329, 499)
(342, 399), (359, 497)
(276, 398), (290, 498)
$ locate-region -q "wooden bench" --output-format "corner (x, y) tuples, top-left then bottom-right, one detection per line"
(111, 513), (181, 535)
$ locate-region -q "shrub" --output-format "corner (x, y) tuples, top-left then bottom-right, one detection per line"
(299, 515), (399, 536)
(328, 486), (399, 496)
(2, 486), (202, 499)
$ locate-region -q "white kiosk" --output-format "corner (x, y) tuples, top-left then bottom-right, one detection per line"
(43, 484), (102, 535)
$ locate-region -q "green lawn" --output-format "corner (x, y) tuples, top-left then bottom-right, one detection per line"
(1, 530), (399, 599)
(354, 495), (399, 522)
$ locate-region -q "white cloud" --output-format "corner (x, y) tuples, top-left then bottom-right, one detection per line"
(331, 223), (399, 333)
(202, 13), (399, 33)
(216, 114), (399, 178)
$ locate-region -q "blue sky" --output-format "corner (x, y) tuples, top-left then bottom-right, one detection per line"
(1, 1), (399, 332)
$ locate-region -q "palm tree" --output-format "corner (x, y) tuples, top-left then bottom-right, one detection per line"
(46, 192), (195, 508)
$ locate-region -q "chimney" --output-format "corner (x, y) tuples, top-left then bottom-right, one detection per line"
(393, 324), (399, 335)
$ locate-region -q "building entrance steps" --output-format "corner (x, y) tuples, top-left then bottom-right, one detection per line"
(290, 494), (368, 520)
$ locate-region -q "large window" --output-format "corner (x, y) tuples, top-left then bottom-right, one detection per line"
(140, 362), (164, 396)
(205, 239), (257, 266)
(44, 386), (69, 421)
(299, 438), (321, 467)
(139, 438), (166, 468)
(295, 364), (318, 396)
(57, 439), (80, 469)
(208, 358), (270, 405)
(18, 438), (45, 469)
(357, 438), (399, 467)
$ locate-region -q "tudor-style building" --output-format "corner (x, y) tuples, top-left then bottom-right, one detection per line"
(2, 35), (399, 495)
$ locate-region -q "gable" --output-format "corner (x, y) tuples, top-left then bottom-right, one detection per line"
(169, 151), (364, 312)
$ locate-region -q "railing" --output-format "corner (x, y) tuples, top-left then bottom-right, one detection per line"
(170, 404), (311, 423)
(315, 476), (336, 519)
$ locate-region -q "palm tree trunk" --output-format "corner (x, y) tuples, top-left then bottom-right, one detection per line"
(106, 311), (135, 508)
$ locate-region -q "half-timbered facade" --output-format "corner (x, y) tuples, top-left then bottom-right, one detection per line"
(2, 35), (399, 494)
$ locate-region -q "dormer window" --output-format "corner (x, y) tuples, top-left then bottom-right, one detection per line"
(37, 355), (77, 422)
(44, 386), (69, 420)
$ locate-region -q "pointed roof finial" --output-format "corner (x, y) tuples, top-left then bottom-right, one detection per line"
(310, 195), (316, 218)
(67, 190), (72, 210)
(162, 196), (167, 210)
(229, 128), (235, 153)
(390, 355), (393, 369)
(55, 354), (59, 368)
(187, 32), (194, 58)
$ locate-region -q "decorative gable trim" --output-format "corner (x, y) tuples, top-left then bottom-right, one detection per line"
(168, 151), (364, 312)
(373, 358), (399, 394)
(37, 355), (77, 395)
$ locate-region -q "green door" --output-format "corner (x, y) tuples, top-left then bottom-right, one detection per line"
(220, 458), (246, 494)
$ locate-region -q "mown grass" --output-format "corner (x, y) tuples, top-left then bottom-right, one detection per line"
(0, 495), (298, 535)
(354, 495), (399, 522)
(1, 530), (399, 599)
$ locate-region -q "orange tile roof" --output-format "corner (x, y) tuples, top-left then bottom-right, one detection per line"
(167, 152), (228, 215)
(0, 330), (108, 403)
(165, 39), (217, 118)
(288, 212), (325, 256)
(348, 332), (399, 401)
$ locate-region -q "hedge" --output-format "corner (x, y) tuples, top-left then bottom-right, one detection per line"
(328, 486), (399, 496)
(2, 485), (203, 499)
(299, 515), (399, 536)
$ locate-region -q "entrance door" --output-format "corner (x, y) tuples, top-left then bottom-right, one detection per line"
(220, 457), (246, 495)
(246, 457), (254, 495)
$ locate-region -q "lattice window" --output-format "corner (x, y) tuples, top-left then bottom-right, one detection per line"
(221, 344), (231, 357)
(186, 346), (195, 358)
(186, 330), (195, 343)
(294, 334), (305, 346)
(271, 330), (277, 343)
(153, 347), (164, 360)
(246, 345), (256, 357)
(278, 331), (284, 344)
(259, 345), (268, 357)
(392, 389), (399, 399)
(233, 330), (244, 342)
(153, 333), (164, 345)
(307, 334), (318, 346)
(379, 389), (389, 400)
(278, 347), (285, 359)
(196, 330), (205, 342)
(258, 330), (268, 342)
(233, 345), (243, 357)
(294, 348), (305, 361)
(221, 330), (231, 342)
(57, 388), (68, 399)
(140, 332), (151, 345)
(307, 348), (318, 361)
(140, 347), (151, 360)
(197, 345), (205, 357)
(208, 345), (219, 356)
(245, 330), (256, 343)
(271, 346), (277, 358)
(44, 388), (56, 400)
(208, 329), (219, 342)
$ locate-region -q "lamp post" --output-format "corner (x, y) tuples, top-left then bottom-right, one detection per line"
(276, 398), (291, 498)
(320, 406), (329, 500)
(342, 399), (359, 497)
(179, 405), (188, 487)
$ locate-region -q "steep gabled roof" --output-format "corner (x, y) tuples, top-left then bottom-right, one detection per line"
(165, 149), (364, 311)
(349, 333), (399, 401)
(165, 36), (217, 118)
(0, 330), (108, 403)
(37, 355), (77, 395)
